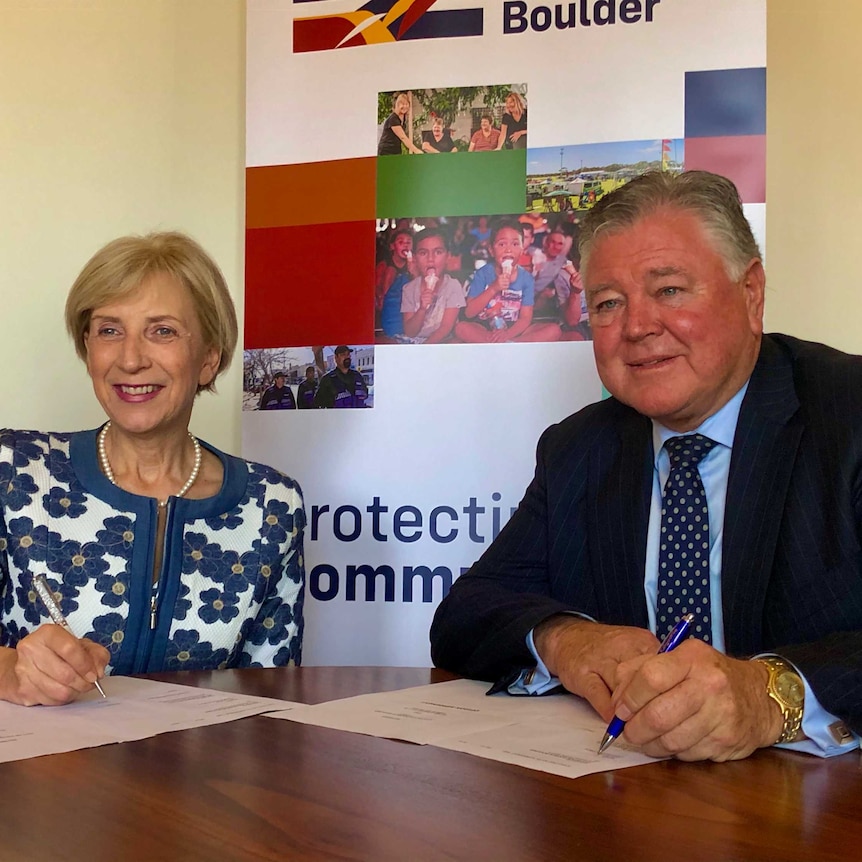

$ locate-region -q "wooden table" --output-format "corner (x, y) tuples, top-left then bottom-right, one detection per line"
(2, 667), (861, 862)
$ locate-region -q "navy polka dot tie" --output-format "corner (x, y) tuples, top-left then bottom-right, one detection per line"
(656, 434), (717, 644)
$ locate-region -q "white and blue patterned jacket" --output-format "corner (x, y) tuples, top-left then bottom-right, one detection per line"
(0, 429), (305, 674)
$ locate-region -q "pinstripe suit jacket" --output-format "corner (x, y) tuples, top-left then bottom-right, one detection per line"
(430, 334), (862, 732)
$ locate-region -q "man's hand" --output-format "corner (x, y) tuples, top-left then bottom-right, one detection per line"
(565, 265), (583, 293)
(611, 639), (784, 761)
(0, 626), (110, 707)
(534, 616), (660, 720)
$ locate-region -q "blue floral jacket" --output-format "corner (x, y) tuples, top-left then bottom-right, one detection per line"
(0, 429), (305, 674)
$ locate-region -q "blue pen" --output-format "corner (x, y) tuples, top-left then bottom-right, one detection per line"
(597, 613), (694, 754)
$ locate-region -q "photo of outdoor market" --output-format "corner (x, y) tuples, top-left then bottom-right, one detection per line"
(526, 138), (684, 213)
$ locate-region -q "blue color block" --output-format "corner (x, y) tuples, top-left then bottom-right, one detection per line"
(685, 67), (766, 138)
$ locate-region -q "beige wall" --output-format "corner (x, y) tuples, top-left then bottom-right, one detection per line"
(0, 1), (857, 453)
(767, 1), (862, 352)
(0, 0), (244, 451)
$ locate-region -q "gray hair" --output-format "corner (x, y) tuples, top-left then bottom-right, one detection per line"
(578, 171), (761, 281)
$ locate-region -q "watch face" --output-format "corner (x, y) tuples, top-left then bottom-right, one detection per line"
(776, 670), (805, 708)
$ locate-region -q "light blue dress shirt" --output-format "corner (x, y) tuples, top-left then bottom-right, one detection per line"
(514, 383), (858, 757)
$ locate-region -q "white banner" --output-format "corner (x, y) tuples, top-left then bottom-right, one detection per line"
(244, 0), (766, 666)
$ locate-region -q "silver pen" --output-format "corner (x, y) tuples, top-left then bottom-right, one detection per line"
(32, 574), (107, 698)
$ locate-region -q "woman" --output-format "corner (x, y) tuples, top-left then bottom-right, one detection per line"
(421, 118), (457, 153)
(496, 92), (527, 151)
(0, 232), (305, 706)
(456, 220), (561, 343)
(378, 92), (423, 156)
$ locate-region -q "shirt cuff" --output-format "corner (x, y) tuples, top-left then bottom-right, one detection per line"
(502, 613), (598, 696)
(502, 630), (563, 696)
(759, 654), (859, 758)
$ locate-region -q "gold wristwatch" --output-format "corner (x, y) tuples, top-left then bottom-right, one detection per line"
(754, 656), (805, 744)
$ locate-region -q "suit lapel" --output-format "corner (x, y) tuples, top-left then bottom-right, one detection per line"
(722, 336), (802, 655)
(590, 405), (653, 628)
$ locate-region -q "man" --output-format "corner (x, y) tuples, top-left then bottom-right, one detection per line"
(517, 222), (536, 272)
(532, 225), (584, 323)
(468, 115), (500, 152)
(431, 170), (862, 762)
(314, 346), (369, 408)
(400, 229), (465, 344)
(297, 366), (317, 409)
(258, 371), (296, 410)
(376, 229), (415, 339)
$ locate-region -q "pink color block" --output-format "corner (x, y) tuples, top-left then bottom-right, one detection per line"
(684, 135), (765, 203)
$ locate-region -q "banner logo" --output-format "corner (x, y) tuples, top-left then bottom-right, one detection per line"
(293, 0), (483, 53)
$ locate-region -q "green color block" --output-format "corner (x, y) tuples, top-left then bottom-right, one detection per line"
(376, 150), (526, 217)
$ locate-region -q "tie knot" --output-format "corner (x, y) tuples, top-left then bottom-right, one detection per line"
(665, 434), (716, 468)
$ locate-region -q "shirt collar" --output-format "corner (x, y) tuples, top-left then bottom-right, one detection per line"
(651, 380), (750, 468)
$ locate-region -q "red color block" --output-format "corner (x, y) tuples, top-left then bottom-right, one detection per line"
(293, 18), (355, 53)
(684, 135), (765, 203)
(245, 222), (376, 349)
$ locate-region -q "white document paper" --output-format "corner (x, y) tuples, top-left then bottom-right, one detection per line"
(267, 679), (660, 780)
(0, 676), (300, 763)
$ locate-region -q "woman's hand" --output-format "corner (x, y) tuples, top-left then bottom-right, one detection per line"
(394, 125), (423, 155)
(496, 123), (509, 150)
(0, 627), (109, 706)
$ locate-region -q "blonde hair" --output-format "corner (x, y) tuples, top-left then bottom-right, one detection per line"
(505, 92), (525, 113)
(65, 231), (238, 392)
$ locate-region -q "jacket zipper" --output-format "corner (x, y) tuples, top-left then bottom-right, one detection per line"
(133, 499), (173, 673)
(150, 498), (173, 631)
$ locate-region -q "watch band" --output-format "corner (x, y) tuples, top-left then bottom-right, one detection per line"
(754, 657), (805, 744)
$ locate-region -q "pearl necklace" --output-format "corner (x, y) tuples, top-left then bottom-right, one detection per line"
(97, 421), (202, 508)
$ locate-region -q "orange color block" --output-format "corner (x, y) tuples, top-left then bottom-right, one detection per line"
(246, 158), (376, 229)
